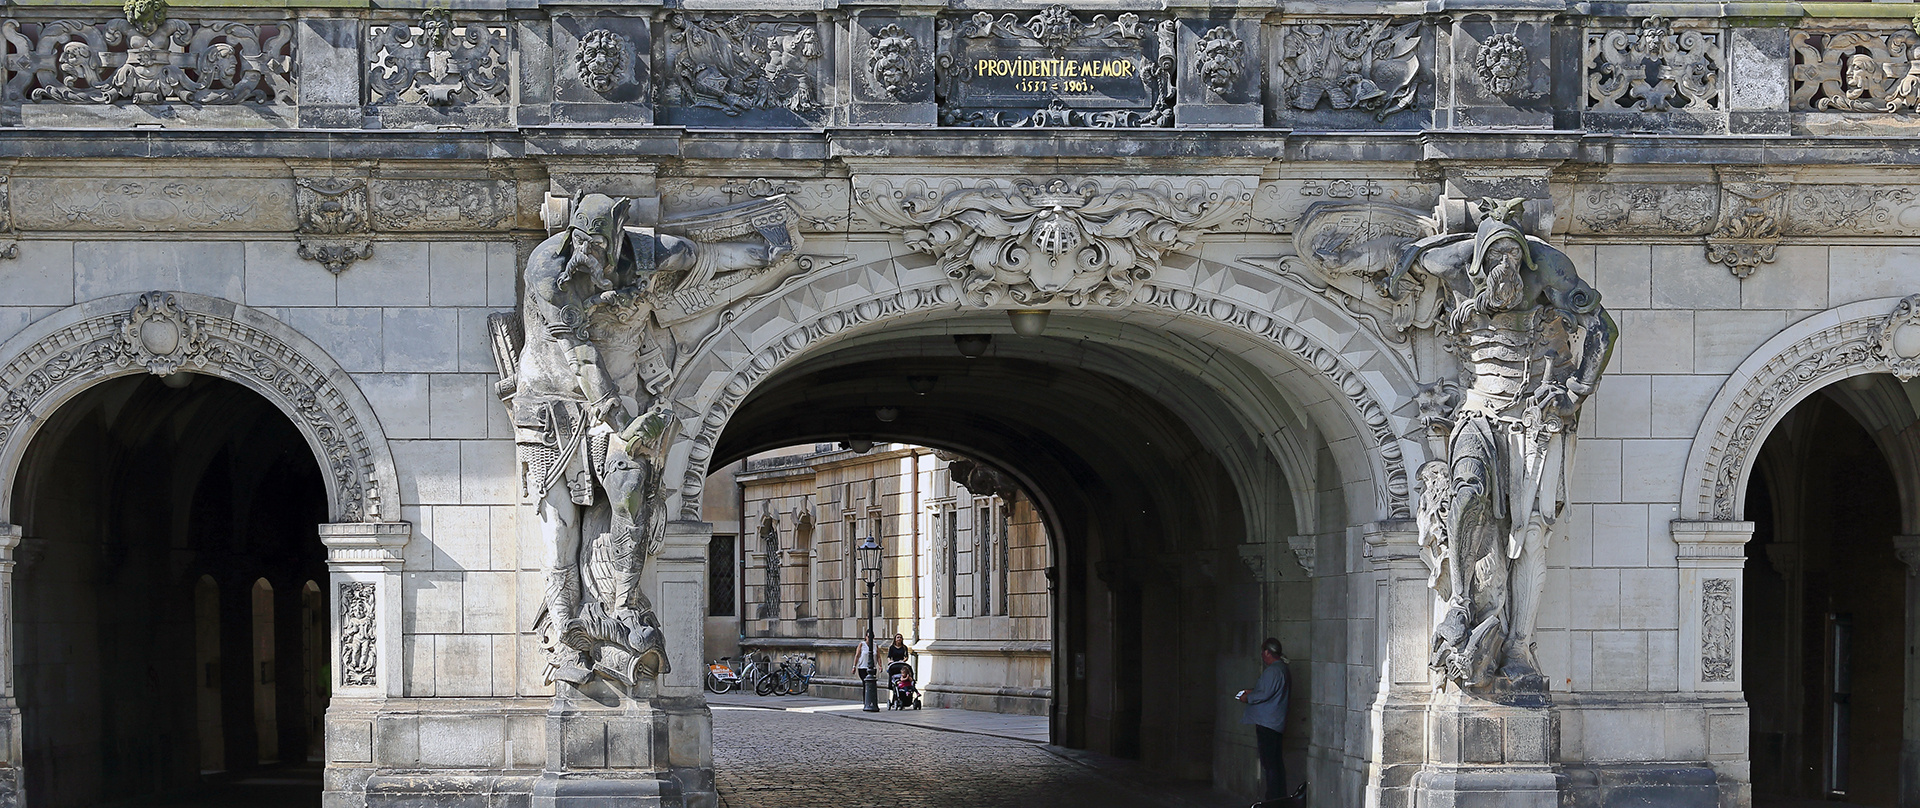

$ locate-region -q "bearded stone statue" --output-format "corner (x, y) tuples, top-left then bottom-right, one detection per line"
(1384, 199), (1616, 704)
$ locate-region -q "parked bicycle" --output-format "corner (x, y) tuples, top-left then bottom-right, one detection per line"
(737, 652), (770, 695)
(705, 657), (741, 694)
(755, 653), (817, 696)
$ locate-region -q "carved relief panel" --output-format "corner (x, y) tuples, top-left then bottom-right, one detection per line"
(0, 4), (295, 106)
(1269, 17), (1429, 130)
(658, 13), (827, 127)
(552, 14), (651, 122)
(1583, 17), (1725, 132)
(366, 10), (510, 107)
(1442, 16), (1551, 129)
(1791, 23), (1920, 116)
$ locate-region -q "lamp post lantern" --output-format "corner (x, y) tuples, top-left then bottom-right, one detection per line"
(858, 535), (882, 712)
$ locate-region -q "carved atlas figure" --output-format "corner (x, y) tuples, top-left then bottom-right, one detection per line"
(1383, 198), (1616, 703)
(502, 192), (800, 688)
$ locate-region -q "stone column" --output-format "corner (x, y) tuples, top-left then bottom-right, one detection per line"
(316, 521), (411, 807)
(1672, 520), (1754, 803)
(1895, 535), (1920, 808)
(1362, 520), (1433, 808)
(0, 523), (19, 803)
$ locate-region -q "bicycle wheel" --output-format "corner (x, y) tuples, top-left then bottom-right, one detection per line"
(755, 671), (778, 696)
(776, 672), (797, 696)
(794, 675), (809, 695)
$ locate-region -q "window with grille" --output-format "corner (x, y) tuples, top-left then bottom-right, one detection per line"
(708, 534), (735, 617)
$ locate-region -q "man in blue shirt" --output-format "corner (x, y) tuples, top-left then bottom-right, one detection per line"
(1238, 637), (1293, 805)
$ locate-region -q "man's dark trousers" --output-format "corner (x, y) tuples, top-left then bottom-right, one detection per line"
(1256, 725), (1286, 802)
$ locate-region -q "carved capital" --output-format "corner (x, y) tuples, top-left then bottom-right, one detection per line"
(1286, 534), (1318, 576)
(318, 521), (412, 567)
(1894, 535), (1920, 576)
(857, 176), (1252, 307)
(1672, 520), (1755, 566)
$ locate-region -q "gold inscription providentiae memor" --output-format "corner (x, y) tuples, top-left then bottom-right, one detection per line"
(974, 58), (1136, 79)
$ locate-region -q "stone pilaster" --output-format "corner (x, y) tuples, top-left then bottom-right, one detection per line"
(1896, 535), (1920, 808)
(316, 521), (410, 808)
(0, 523), (20, 802)
(1671, 521), (1752, 693)
(1363, 520), (1432, 808)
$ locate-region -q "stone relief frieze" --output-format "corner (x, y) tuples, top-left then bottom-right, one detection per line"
(11, 176), (290, 232)
(573, 28), (636, 96)
(865, 24), (922, 101)
(1791, 21), (1920, 114)
(370, 178), (515, 232)
(339, 581), (377, 687)
(1, 0), (295, 105)
(660, 177), (848, 233)
(0, 293), (381, 522)
(936, 7), (1175, 128)
(662, 14), (821, 121)
(1194, 26), (1244, 101)
(1784, 184), (1919, 235)
(1571, 184), (1717, 236)
(0, 177), (16, 260)
(366, 9), (509, 107)
(1700, 577), (1735, 682)
(1276, 19), (1423, 121)
(295, 177), (373, 274)
(857, 176), (1251, 307)
(1278, 201), (1442, 340)
(1585, 17), (1723, 112)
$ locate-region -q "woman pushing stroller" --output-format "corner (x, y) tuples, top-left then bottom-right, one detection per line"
(885, 633), (921, 710)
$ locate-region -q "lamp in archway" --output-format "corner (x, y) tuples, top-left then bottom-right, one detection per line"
(1008, 309), (1050, 337)
(858, 535), (882, 712)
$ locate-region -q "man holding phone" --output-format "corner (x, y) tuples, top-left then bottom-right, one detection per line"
(1237, 637), (1295, 805)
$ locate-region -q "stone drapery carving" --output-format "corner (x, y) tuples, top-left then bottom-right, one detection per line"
(1700, 577), (1735, 682)
(0, 293), (386, 523)
(1277, 19), (1423, 121)
(502, 192), (802, 687)
(1194, 26), (1244, 101)
(573, 28), (635, 96)
(295, 178), (373, 275)
(339, 581), (377, 687)
(366, 9), (509, 107)
(5, 0), (295, 105)
(865, 24), (921, 101)
(1691, 296), (1920, 521)
(1585, 17), (1723, 112)
(1474, 32), (1532, 98)
(1792, 21), (1920, 114)
(857, 176), (1252, 307)
(1704, 178), (1787, 280)
(1385, 200), (1617, 703)
(663, 14), (821, 117)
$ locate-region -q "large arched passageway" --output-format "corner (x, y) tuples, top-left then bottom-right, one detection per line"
(9, 373), (330, 807)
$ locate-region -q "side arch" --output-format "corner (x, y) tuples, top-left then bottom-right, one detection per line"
(0, 291), (402, 525)
(1679, 293), (1920, 523)
(661, 253), (1427, 531)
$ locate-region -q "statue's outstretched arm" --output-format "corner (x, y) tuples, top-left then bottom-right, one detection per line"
(1380, 233), (1471, 300)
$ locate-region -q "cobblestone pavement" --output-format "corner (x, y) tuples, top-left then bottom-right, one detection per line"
(714, 705), (1242, 808)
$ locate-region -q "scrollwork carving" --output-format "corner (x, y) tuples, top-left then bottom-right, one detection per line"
(1877, 293), (1920, 382)
(1277, 19), (1422, 121)
(295, 178), (373, 274)
(938, 8), (1174, 129)
(366, 10), (509, 107)
(371, 179), (514, 232)
(120, 292), (205, 376)
(1791, 21), (1920, 114)
(1585, 17), (1723, 112)
(1574, 185), (1716, 235)
(1704, 180), (1786, 279)
(856, 176), (1251, 307)
(8, 0), (295, 105)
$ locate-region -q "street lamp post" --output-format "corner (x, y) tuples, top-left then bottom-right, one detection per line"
(858, 535), (882, 712)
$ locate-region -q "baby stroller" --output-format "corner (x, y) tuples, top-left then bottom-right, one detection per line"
(886, 660), (922, 710)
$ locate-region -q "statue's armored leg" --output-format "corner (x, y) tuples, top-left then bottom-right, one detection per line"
(538, 481), (591, 657)
(1504, 514), (1551, 686)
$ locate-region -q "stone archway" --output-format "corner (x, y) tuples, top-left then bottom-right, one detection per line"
(0, 291), (410, 804)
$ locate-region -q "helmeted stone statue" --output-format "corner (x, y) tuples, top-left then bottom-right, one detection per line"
(1384, 199), (1616, 703)
(508, 192), (799, 688)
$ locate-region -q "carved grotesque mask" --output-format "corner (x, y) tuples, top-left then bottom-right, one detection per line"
(1474, 33), (1529, 98)
(574, 29), (628, 94)
(867, 28), (917, 98)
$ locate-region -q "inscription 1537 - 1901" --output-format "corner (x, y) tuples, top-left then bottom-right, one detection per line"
(939, 7), (1174, 128)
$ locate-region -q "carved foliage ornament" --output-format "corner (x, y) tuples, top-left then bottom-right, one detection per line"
(367, 9), (509, 106)
(3, 0), (295, 105)
(1586, 17), (1723, 112)
(339, 581), (377, 687)
(858, 177), (1252, 307)
(1277, 19), (1422, 121)
(664, 14), (821, 117)
(1704, 180), (1787, 280)
(1791, 19), (1920, 114)
(1474, 32), (1532, 98)
(295, 178), (373, 275)
(1194, 26), (1244, 100)
(573, 28), (634, 96)
(1878, 293), (1920, 382)
(0, 293), (379, 522)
